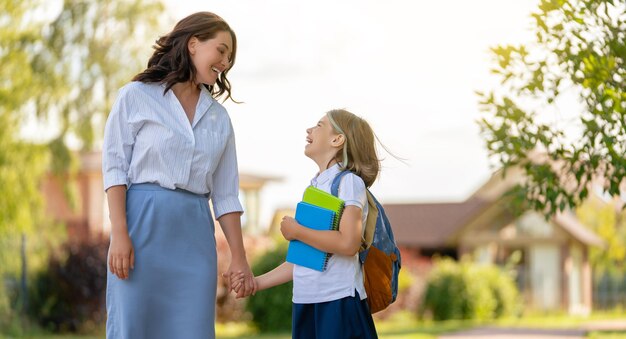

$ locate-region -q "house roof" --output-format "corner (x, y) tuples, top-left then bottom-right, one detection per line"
(387, 198), (604, 248)
(554, 212), (604, 247)
(385, 198), (488, 248)
(386, 163), (604, 249)
(239, 173), (282, 190)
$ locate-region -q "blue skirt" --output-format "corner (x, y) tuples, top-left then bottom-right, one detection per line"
(106, 184), (217, 339)
(292, 291), (378, 339)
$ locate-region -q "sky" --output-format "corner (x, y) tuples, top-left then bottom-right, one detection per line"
(156, 0), (544, 226)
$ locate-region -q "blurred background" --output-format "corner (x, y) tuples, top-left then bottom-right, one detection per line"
(2, 0), (625, 338)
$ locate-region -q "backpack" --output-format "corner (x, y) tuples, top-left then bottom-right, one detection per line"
(331, 171), (402, 314)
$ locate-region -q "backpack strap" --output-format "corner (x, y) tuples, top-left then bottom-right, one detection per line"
(367, 192), (398, 246)
(330, 170), (351, 197)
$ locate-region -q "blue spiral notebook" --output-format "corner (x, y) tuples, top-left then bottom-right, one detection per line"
(286, 201), (336, 271)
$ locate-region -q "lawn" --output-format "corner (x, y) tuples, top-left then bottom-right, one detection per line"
(2, 311), (625, 338)
(0, 312), (463, 339)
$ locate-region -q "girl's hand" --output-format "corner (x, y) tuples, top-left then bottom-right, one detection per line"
(108, 231), (134, 280)
(236, 277), (258, 299)
(227, 271), (245, 293)
(280, 216), (300, 240)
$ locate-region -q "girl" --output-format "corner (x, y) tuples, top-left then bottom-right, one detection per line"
(103, 12), (254, 339)
(235, 109), (379, 338)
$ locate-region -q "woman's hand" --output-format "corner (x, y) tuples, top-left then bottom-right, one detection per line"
(280, 216), (300, 241)
(217, 212), (255, 298)
(108, 231), (134, 280)
(226, 258), (255, 298)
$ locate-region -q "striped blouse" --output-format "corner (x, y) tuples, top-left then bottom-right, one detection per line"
(102, 81), (243, 219)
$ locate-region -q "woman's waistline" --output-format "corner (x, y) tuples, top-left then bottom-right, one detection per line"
(128, 183), (210, 199)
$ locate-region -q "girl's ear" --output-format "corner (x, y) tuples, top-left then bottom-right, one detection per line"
(188, 37), (198, 56)
(331, 134), (346, 148)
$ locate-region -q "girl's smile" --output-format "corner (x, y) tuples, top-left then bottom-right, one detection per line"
(305, 115), (345, 172)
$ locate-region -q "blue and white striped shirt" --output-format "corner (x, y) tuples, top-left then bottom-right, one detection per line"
(102, 81), (243, 219)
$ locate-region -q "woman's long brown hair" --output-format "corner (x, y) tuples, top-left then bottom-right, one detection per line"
(133, 12), (237, 101)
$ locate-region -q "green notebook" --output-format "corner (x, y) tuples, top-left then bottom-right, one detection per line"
(302, 186), (345, 230)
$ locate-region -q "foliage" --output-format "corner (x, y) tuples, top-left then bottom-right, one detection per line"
(0, 0), (50, 237)
(420, 258), (520, 321)
(478, 0), (626, 217)
(481, 265), (522, 318)
(31, 0), (164, 155)
(28, 238), (108, 333)
(1, 0), (165, 238)
(1, 0), (164, 331)
(245, 244), (293, 333)
(3, 0), (165, 230)
(398, 267), (415, 294)
(0, 0), (51, 328)
(577, 197), (626, 276)
(0, 222), (67, 331)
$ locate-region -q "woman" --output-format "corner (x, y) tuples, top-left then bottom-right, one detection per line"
(102, 12), (254, 339)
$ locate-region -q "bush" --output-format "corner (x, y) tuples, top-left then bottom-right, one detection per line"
(28, 238), (108, 332)
(481, 265), (521, 318)
(420, 258), (519, 321)
(245, 243), (292, 333)
(0, 276), (12, 331)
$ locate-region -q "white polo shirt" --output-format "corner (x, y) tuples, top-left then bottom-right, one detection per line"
(292, 164), (368, 303)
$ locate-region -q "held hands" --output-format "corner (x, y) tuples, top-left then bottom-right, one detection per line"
(108, 231), (134, 280)
(223, 258), (256, 298)
(222, 271), (257, 299)
(224, 271), (259, 298)
(280, 216), (300, 240)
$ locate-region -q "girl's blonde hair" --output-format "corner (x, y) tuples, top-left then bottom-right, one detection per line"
(326, 109), (380, 188)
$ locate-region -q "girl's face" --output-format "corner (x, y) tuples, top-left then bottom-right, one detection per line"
(305, 115), (342, 161)
(188, 30), (233, 86)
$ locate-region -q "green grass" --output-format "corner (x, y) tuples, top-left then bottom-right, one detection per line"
(214, 311), (470, 339)
(213, 310), (626, 339)
(491, 310), (626, 329)
(587, 331), (626, 339)
(3, 310), (625, 339)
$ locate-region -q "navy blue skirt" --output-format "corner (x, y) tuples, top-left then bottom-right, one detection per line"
(106, 183), (217, 339)
(292, 291), (377, 339)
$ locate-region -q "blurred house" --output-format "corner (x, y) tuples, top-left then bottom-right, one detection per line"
(387, 167), (603, 315)
(42, 151), (279, 242)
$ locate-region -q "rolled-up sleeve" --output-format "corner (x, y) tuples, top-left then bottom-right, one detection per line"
(211, 126), (244, 219)
(102, 88), (134, 191)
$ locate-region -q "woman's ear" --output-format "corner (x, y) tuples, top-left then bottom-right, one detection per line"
(188, 37), (198, 56)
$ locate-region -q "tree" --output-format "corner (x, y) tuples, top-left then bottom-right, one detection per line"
(1, 0), (165, 234)
(31, 0), (163, 170)
(1, 0), (164, 329)
(0, 0), (49, 238)
(1, 0), (51, 327)
(478, 0), (625, 216)
(577, 197), (626, 275)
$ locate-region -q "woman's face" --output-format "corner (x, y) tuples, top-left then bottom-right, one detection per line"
(188, 30), (233, 86)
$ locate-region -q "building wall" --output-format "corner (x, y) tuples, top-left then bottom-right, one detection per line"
(529, 244), (561, 310)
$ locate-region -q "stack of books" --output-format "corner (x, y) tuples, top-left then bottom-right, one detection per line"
(286, 186), (345, 271)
